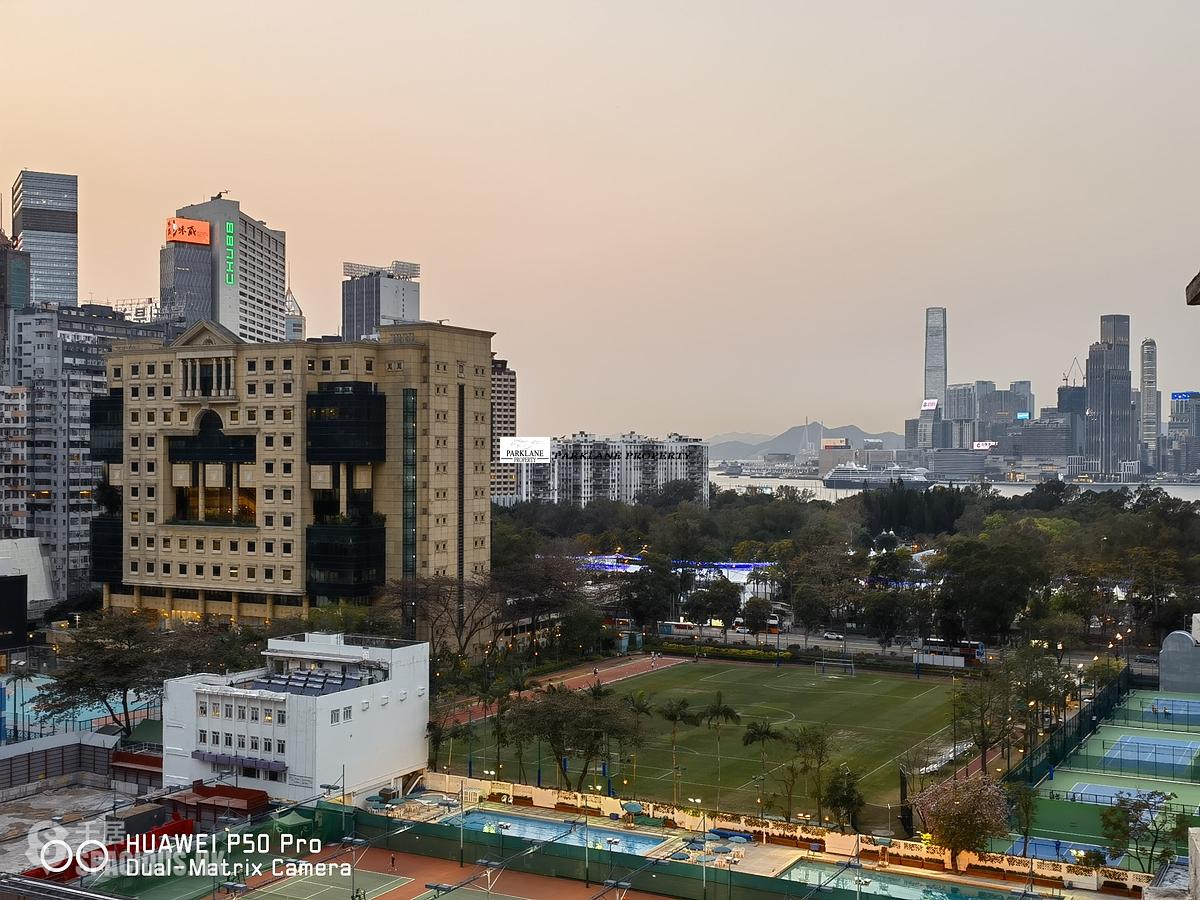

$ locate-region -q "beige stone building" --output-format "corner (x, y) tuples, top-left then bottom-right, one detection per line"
(91, 320), (493, 630)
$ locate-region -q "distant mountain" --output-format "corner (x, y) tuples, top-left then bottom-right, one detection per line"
(709, 421), (904, 459)
(707, 431), (774, 446)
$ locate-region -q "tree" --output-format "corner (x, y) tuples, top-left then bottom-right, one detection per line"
(770, 760), (804, 823)
(865, 591), (906, 650)
(623, 690), (655, 791)
(823, 768), (865, 832)
(702, 692), (741, 812)
(791, 591), (830, 649)
(949, 669), (1014, 771)
(35, 613), (175, 735)
(625, 553), (680, 630)
(523, 686), (636, 791)
(781, 725), (833, 823)
(1006, 782), (1039, 857)
(742, 720), (780, 790)
(912, 776), (1010, 871)
(743, 596), (773, 635)
(1099, 791), (1187, 872)
(658, 698), (701, 804)
(698, 578), (743, 643)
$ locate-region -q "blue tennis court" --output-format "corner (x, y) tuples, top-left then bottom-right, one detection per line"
(1137, 699), (1200, 725)
(1005, 836), (1121, 865)
(1104, 735), (1200, 764)
(1068, 783), (1161, 822)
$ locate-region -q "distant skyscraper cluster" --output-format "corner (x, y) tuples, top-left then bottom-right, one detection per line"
(895, 306), (1192, 483)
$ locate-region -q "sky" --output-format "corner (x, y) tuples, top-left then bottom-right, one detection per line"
(3, 1), (1200, 439)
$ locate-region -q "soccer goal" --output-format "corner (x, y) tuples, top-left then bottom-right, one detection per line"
(814, 659), (856, 677)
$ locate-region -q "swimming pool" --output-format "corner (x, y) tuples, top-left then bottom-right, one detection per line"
(442, 809), (666, 856)
(782, 858), (1010, 900)
(4, 675), (157, 735)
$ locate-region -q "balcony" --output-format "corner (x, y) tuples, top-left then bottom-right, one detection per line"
(306, 522), (386, 600)
(90, 514), (122, 585)
(306, 383), (386, 463)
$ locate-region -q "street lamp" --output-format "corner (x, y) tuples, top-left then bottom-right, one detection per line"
(320, 764), (349, 838)
(688, 798), (707, 900)
(341, 836), (368, 900)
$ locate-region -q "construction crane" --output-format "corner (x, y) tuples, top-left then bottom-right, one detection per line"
(1062, 357), (1084, 386)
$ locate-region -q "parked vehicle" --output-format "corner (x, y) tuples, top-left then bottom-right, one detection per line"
(822, 631), (845, 641)
(1135, 654), (1158, 665)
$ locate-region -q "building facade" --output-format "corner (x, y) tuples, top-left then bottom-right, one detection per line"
(1085, 314), (1133, 477)
(12, 171), (78, 306)
(91, 320), (493, 631)
(341, 262), (421, 341)
(160, 197), (287, 342)
(6, 304), (163, 602)
(283, 288), (305, 342)
(162, 632), (429, 801)
(1139, 338), (1160, 470)
(0, 386), (29, 540)
(518, 433), (709, 506)
(490, 356), (518, 506)
(923, 307), (947, 407)
(0, 230), (32, 353)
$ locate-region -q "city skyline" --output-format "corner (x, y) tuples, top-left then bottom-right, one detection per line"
(4, 2), (1200, 437)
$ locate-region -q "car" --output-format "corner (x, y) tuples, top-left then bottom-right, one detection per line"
(734, 626), (750, 634)
(1135, 654), (1158, 665)
(822, 631), (845, 641)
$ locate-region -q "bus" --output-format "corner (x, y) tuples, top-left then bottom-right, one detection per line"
(913, 638), (986, 668)
(659, 621), (700, 638)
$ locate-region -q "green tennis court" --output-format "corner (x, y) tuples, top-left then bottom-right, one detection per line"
(244, 870), (412, 900)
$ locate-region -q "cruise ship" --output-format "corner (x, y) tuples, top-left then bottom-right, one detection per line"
(822, 462), (932, 490)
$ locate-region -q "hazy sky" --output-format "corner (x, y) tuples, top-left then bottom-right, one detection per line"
(4, 2), (1200, 438)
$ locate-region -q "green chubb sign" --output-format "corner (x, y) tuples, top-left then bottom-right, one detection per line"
(224, 221), (236, 285)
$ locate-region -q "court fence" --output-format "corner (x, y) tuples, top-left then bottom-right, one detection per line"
(1061, 746), (1200, 783)
(1110, 706), (1200, 733)
(1006, 667), (1131, 788)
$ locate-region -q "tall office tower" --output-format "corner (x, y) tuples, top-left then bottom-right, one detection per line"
(1009, 381), (1035, 418)
(923, 307), (947, 407)
(159, 196), (287, 342)
(1085, 314), (1134, 477)
(341, 261), (421, 340)
(0, 227), (32, 357)
(91, 320), (493, 639)
(490, 355), (518, 506)
(11, 171), (78, 306)
(944, 383), (977, 448)
(1057, 384), (1087, 415)
(284, 286), (305, 341)
(1140, 339), (1160, 469)
(0, 385), (30, 540)
(6, 304), (163, 602)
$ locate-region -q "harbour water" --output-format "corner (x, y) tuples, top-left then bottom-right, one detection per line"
(709, 474), (1200, 503)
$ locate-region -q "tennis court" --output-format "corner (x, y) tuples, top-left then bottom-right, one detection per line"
(414, 891), (528, 900)
(1103, 735), (1200, 764)
(1002, 836), (1120, 865)
(244, 869), (411, 900)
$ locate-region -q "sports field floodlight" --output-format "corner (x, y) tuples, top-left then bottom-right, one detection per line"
(604, 880), (633, 888)
(342, 837), (368, 847)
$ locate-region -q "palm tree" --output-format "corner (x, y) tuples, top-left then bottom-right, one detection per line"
(742, 720), (780, 797)
(658, 698), (700, 805)
(703, 692), (741, 812)
(623, 690), (655, 791)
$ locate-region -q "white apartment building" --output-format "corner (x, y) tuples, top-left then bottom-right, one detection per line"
(490, 356), (517, 506)
(162, 633), (430, 802)
(518, 432), (709, 506)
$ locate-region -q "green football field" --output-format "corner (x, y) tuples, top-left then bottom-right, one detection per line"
(437, 661), (953, 827)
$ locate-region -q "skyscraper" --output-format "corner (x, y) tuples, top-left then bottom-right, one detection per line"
(1085, 314), (1133, 476)
(341, 261), (421, 340)
(491, 356), (518, 506)
(923, 307), (947, 406)
(159, 195), (287, 342)
(11, 171), (78, 306)
(0, 227), (32, 356)
(284, 286), (305, 341)
(1139, 338), (1160, 469)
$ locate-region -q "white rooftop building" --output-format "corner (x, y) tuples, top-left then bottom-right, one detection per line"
(162, 633), (429, 802)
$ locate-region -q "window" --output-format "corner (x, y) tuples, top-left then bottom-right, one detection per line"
(265, 567), (275, 581)
(321, 359), (331, 372)
(283, 435), (292, 448)
(229, 540), (239, 552)
(246, 383), (257, 396)
(247, 541), (256, 553)
(283, 407), (293, 421)
(283, 488), (292, 501)
(112, 367), (121, 379)
(343, 706), (353, 722)
(163, 385), (172, 397)
(237, 705), (246, 720)
(365, 358), (374, 373)
(265, 408), (275, 422)
(247, 360), (257, 373)
(263, 739), (273, 753)
(250, 707), (259, 722)
(339, 358), (350, 372)
(283, 382), (292, 395)
(307, 358), (315, 371)
(264, 435), (275, 449)
(129, 535), (139, 548)
(250, 736), (259, 751)
(230, 410), (239, 423)
(282, 462), (292, 475)
(248, 409), (257, 422)
(198, 730), (207, 744)
(265, 359), (275, 372)
(130, 436), (139, 449)
(163, 363), (172, 376)
(237, 734), (246, 749)
(195, 538), (204, 550)
(282, 358), (292, 371)
(131, 364), (140, 376)
(277, 710), (286, 725)
(264, 708), (273, 724)
(276, 740), (285, 753)
(131, 387), (139, 399)
(264, 462), (274, 475)
(265, 488), (274, 502)
(265, 382), (275, 396)
(198, 701), (208, 716)
(212, 704), (221, 718)
(330, 709), (340, 724)
(224, 704), (233, 718)
(211, 539), (221, 551)
(147, 364), (155, 376)
(246, 566), (256, 579)
(282, 568), (292, 582)
(265, 515), (274, 527)
(282, 540), (292, 554)
(224, 733), (233, 747)
(265, 541), (274, 554)
(178, 563), (188, 576)
(212, 565), (220, 577)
